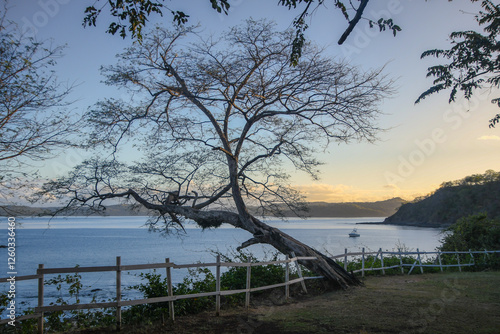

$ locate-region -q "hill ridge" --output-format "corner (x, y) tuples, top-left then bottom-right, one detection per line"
(383, 170), (500, 227)
(0, 197), (406, 218)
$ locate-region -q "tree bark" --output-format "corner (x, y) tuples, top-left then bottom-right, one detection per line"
(244, 216), (360, 289)
(196, 211), (360, 288)
(225, 158), (357, 288)
(123, 188), (359, 288)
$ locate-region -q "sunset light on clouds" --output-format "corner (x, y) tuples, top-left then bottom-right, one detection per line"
(4, 0), (500, 203)
(294, 183), (421, 203)
(478, 135), (500, 141)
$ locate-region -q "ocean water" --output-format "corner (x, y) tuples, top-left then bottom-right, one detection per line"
(0, 216), (443, 314)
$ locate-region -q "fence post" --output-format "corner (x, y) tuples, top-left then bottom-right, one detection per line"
(37, 264), (44, 334)
(361, 248), (365, 278)
(408, 260), (417, 275)
(438, 252), (443, 272)
(416, 249), (424, 274)
(285, 255), (290, 299)
(370, 250), (379, 271)
(344, 248), (348, 271)
(398, 249), (404, 274)
(215, 255), (221, 316)
(291, 252), (307, 294)
(116, 256), (122, 331)
(166, 258), (175, 322)
(456, 252), (462, 272)
(380, 248), (385, 275)
(469, 249), (474, 266)
(245, 258), (251, 309)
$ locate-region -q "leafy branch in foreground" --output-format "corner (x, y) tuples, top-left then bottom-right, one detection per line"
(416, 0), (500, 127)
(82, 0), (401, 65)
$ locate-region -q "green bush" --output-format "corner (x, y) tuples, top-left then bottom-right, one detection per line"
(439, 214), (500, 269)
(337, 252), (435, 276)
(440, 214), (500, 252)
(127, 267), (217, 321)
(219, 251), (285, 291)
(0, 250), (293, 332)
(128, 249), (289, 319)
(0, 271), (115, 333)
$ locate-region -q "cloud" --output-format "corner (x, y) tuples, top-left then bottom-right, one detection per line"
(296, 184), (384, 203)
(295, 182), (426, 203)
(383, 184), (400, 191)
(477, 135), (500, 141)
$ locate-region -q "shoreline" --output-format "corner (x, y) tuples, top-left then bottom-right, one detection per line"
(357, 221), (448, 228)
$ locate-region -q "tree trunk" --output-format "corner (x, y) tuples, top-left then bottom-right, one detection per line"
(127, 189), (360, 288)
(238, 216), (360, 289)
(221, 160), (358, 288)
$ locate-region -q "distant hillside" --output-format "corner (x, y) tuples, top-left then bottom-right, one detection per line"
(0, 205), (58, 217)
(384, 170), (500, 227)
(271, 198), (405, 218)
(0, 204), (153, 217)
(1, 198), (405, 218)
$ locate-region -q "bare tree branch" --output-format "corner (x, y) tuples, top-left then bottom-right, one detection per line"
(41, 19), (393, 287)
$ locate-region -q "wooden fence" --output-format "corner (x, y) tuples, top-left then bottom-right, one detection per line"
(1, 248), (499, 333)
(0, 252), (315, 333)
(331, 248), (500, 277)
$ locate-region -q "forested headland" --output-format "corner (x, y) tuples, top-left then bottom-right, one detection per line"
(383, 170), (500, 227)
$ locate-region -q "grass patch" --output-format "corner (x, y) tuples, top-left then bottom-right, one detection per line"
(120, 271), (499, 334)
(256, 271), (500, 334)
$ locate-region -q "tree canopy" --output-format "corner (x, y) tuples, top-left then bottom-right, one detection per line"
(82, 0), (401, 65)
(41, 20), (392, 287)
(84, 1), (500, 123)
(416, 0), (500, 127)
(439, 169), (500, 188)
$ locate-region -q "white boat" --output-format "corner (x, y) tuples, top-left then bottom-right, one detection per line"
(349, 228), (360, 237)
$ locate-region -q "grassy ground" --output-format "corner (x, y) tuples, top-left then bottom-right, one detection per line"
(78, 271), (500, 334)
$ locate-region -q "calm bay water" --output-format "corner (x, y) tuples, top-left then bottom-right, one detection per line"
(0, 216), (443, 314)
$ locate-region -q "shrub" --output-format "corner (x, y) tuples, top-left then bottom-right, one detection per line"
(438, 214), (500, 269)
(125, 249), (294, 320)
(219, 251), (285, 291)
(127, 267), (216, 320)
(440, 214), (500, 252)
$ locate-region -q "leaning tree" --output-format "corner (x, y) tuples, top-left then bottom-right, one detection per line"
(41, 20), (392, 288)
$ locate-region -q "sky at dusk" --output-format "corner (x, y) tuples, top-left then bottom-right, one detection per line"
(5, 0), (500, 203)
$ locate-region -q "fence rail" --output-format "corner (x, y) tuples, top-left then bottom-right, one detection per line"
(1, 248), (499, 333)
(0, 253), (313, 332)
(331, 248), (500, 277)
